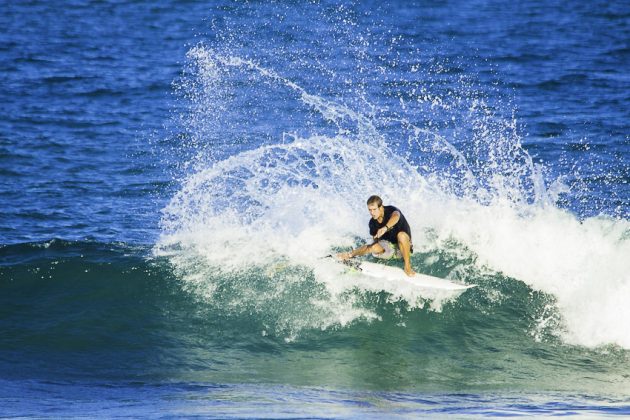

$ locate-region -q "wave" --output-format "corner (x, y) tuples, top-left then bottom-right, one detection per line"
(0, 239), (548, 348)
(156, 47), (630, 349)
(2, 238), (628, 393)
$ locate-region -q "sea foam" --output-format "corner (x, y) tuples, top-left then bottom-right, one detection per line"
(157, 47), (630, 347)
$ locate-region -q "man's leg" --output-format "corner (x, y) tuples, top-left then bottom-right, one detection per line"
(338, 242), (384, 260)
(397, 232), (415, 276)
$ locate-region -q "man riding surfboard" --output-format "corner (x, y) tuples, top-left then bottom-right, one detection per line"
(337, 195), (415, 276)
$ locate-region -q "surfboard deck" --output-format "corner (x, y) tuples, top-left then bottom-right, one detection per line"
(337, 258), (476, 291)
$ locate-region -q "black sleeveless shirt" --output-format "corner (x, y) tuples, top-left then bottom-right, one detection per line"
(368, 205), (412, 244)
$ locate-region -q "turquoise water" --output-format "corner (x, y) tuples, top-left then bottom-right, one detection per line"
(1, 0), (629, 417)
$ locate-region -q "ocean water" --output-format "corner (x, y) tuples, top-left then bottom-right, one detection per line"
(1, 0), (629, 417)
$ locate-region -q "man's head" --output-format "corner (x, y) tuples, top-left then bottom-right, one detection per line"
(366, 195), (384, 220)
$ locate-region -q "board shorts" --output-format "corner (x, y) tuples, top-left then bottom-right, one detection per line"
(372, 240), (402, 260)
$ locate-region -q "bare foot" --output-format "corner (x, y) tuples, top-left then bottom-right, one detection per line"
(404, 266), (416, 277)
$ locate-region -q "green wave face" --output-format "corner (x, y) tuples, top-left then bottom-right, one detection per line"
(1, 240), (628, 395)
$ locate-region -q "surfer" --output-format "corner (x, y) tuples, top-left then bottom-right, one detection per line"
(338, 195), (416, 276)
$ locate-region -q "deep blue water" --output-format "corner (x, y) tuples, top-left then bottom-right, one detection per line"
(1, 0), (629, 417)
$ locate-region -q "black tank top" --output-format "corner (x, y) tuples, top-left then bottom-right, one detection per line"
(368, 205), (412, 244)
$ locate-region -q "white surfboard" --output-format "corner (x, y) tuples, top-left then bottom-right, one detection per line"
(337, 259), (475, 291)
(357, 261), (475, 291)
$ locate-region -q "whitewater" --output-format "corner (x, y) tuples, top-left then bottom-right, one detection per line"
(156, 46), (630, 349)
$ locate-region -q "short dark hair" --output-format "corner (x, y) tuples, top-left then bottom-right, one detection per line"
(367, 195), (382, 207)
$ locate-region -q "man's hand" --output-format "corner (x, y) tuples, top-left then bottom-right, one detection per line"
(336, 251), (352, 261)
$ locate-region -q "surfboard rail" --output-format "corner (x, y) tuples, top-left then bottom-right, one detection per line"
(357, 261), (475, 291)
(330, 256), (476, 291)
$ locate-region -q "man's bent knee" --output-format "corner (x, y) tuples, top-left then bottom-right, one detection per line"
(397, 231), (411, 243)
(396, 232), (413, 254)
(369, 243), (385, 255)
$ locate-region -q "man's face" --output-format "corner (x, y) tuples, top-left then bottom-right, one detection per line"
(367, 203), (382, 220)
